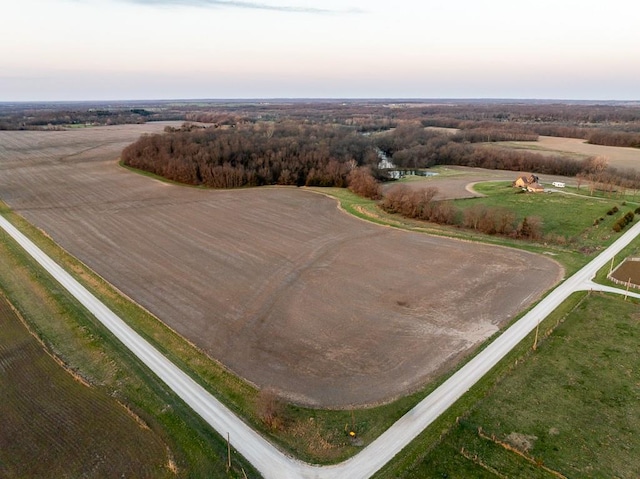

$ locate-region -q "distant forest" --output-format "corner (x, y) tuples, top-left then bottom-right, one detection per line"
(3, 98), (640, 191)
(3, 100), (640, 148)
(0, 102), (184, 129)
(120, 101), (640, 191)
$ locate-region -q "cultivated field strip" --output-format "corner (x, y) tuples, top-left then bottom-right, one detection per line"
(0, 293), (168, 478)
(502, 136), (640, 169)
(0, 126), (563, 406)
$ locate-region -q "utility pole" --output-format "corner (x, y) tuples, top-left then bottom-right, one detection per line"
(625, 277), (631, 300)
(227, 432), (231, 472)
(609, 256), (615, 275)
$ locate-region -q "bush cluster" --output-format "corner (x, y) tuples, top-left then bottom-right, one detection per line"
(380, 185), (542, 240)
(613, 211), (635, 232)
(607, 206), (620, 215)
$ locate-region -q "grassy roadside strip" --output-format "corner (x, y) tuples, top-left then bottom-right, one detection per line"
(372, 291), (589, 479)
(0, 203), (259, 478)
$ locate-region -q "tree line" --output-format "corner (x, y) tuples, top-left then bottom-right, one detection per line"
(375, 124), (640, 190)
(380, 185), (543, 240)
(121, 121), (378, 188)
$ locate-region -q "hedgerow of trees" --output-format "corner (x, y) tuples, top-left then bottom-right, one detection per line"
(375, 123), (640, 190)
(380, 185), (543, 240)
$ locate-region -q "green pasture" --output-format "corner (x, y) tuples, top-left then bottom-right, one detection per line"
(460, 181), (636, 249)
(394, 292), (640, 479)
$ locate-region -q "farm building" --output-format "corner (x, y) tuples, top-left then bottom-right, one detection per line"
(513, 174), (544, 193)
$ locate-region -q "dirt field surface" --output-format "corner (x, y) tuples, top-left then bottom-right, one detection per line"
(0, 126), (563, 407)
(610, 259), (640, 287)
(0, 293), (168, 478)
(498, 136), (640, 170)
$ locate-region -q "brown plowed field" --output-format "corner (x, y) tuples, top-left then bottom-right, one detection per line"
(497, 136), (640, 170)
(0, 125), (563, 407)
(0, 293), (168, 478)
(610, 259), (640, 287)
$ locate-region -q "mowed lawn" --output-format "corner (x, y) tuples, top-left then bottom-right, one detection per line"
(403, 292), (640, 479)
(461, 182), (635, 246)
(0, 294), (169, 478)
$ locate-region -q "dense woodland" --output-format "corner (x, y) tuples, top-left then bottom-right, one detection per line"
(122, 122), (377, 188)
(121, 107), (640, 192)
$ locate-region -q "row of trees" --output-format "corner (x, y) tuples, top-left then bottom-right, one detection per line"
(376, 124), (640, 190)
(380, 185), (543, 239)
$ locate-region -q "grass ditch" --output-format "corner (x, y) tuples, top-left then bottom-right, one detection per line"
(389, 291), (640, 478)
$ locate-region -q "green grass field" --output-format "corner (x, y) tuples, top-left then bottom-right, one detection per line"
(459, 182), (636, 251)
(383, 292), (640, 479)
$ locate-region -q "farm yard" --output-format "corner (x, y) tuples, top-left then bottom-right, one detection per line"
(0, 126), (563, 407)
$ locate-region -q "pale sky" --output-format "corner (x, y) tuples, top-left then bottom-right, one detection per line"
(1, 0), (639, 101)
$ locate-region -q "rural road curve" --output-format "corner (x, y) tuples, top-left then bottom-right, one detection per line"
(1, 213), (640, 479)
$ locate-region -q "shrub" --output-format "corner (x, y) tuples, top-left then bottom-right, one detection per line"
(347, 166), (382, 200)
(256, 389), (285, 431)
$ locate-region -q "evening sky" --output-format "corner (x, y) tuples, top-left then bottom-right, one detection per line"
(2, 0), (638, 101)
